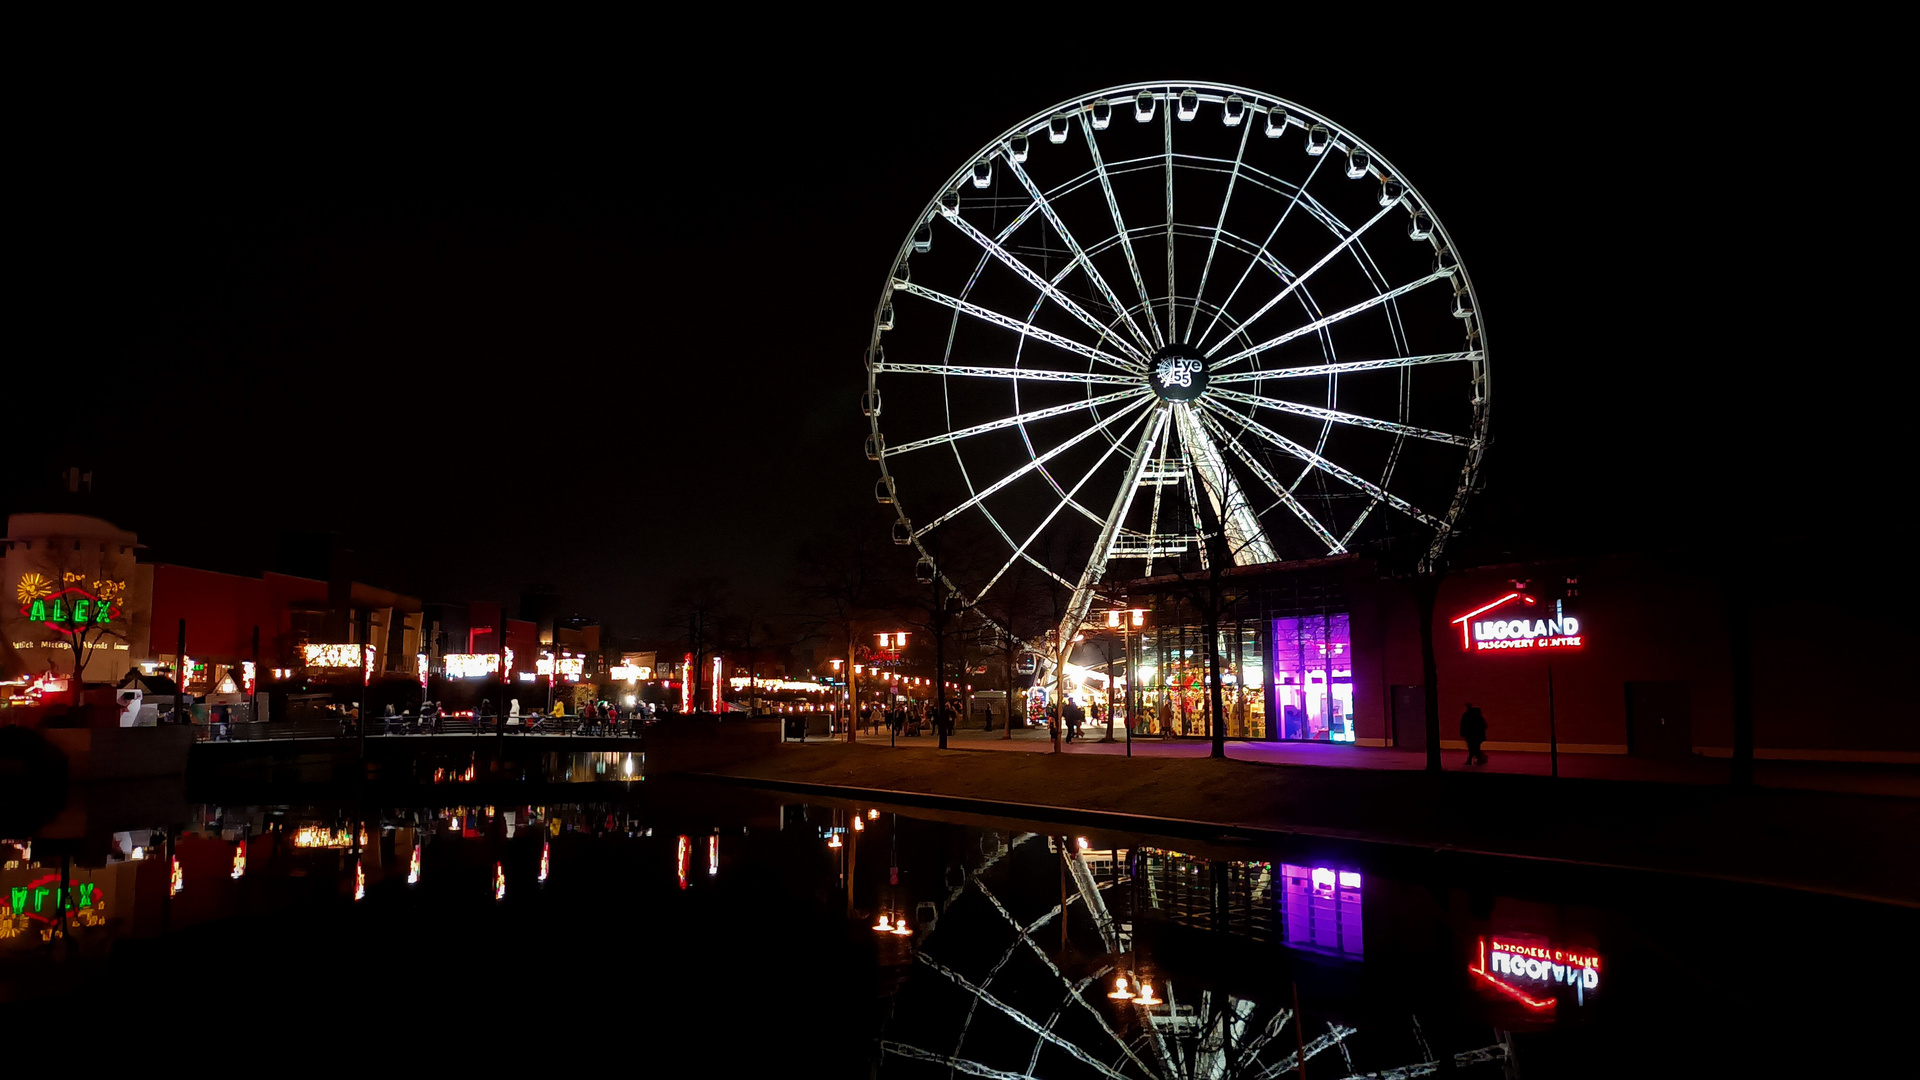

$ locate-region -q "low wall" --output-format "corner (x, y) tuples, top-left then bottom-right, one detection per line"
(645, 717), (780, 775)
(41, 725), (195, 781)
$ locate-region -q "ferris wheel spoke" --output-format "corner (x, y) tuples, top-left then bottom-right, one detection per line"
(1195, 407), (1345, 554)
(1059, 407), (1169, 644)
(1185, 120), (1253, 344)
(1200, 398), (1441, 530)
(911, 395), (1155, 541)
(1209, 350), (1481, 384)
(890, 279), (1140, 375)
(1173, 404), (1277, 564)
(940, 213), (1150, 368)
(1067, 117), (1163, 350)
(882, 387), (1149, 459)
(1202, 200), (1399, 359)
(1212, 387), (1471, 447)
(872, 362), (1139, 386)
(1194, 149), (1331, 353)
(1211, 269), (1456, 372)
(978, 406), (1163, 603)
(1163, 102), (1178, 341)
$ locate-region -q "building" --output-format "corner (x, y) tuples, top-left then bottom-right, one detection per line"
(4, 513), (150, 696)
(1108, 550), (1918, 763)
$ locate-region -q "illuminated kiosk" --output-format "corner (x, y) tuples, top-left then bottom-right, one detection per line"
(862, 83), (1487, 697)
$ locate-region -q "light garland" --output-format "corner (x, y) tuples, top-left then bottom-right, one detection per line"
(301, 643), (362, 669)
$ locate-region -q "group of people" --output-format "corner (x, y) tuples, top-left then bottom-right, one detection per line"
(1043, 698), (1093, 742)
(372, 698), (661, 735)
(852, 700), (958, 739)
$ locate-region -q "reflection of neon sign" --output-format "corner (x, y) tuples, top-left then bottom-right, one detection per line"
(1449, 593), (1583, 653)
(8, 875), (99, 924)
(407, 844), (421, 885)
(1470, 935), (1602, 1010)
(231, 843), (246, 880)
(538, 841), (550, 884)
(443, 653), (501, 679)
(492, 862), (506, 901)
(302, 643), (362, 668)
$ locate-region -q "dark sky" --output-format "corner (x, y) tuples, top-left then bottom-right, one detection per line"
(8, 30), (1878, 634)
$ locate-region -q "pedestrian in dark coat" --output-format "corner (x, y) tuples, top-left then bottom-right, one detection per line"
(1460, 703), (1489, 765)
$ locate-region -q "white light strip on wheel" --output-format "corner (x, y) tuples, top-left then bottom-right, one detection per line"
(1210, 269), (1455, 371)
(1005, 140), (1161, 354)
(1067, 113), (1152, 349)
(1185, 119), (1253, 345)
(889, 280), (1139, 375)
(1208, 351), (1480, 383)
(941, 213), (1150, 367)
(1204, 200), (1400, 359)
(911, 394), (1154, 541)
(1199, 397), (1440, 529)
(882, 388), (1148, 459)
(1194, 406), (1344, 553)
(872, 362), (1139, 386)
(1211, 388), (1470, 447)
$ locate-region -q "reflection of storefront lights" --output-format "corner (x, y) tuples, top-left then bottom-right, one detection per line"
(354, 859), (366, 901)
(493, 862), (506, 901)
(890, 917), (912, 936)
(539, 840), (550, 884)
(676, 836), (691, 889)
(708, 835), (718, 876)
(231, 843), (246, 880)
(1107, 976), (1136, 1000)
(873, 913), (892, 933)
(853, 816), (865, 832)
(408, 844), (421, 885)
(827, 833), (843, 849)
(867, 809), (879, 820)
(170, 856), (183, 895)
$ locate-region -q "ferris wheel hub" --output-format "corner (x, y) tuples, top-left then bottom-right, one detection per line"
(1147, 345), (1210, 403)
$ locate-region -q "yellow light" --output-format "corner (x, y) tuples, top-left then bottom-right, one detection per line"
(890, 918), (912, 936)
(1135, 982), (1162, 1005)
(853, 816), (865, 831)
(1107, 610), (1120, 628)
(873, 914), (892, 932)
(867, 809), (879, 820)
(827, 833), (843, 849)
(1107, 976), (1135, 1000)
(1076, 836), (1090, 851)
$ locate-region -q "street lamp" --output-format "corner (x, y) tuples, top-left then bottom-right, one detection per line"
(1100, 607), (1147, 755)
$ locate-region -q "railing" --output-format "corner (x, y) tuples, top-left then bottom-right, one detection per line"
(197, 717), (651, 742)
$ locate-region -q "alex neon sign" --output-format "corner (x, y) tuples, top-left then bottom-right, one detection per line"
(1470, 935), (1602, 1010)
(19, 588), (118, 633)
(1449, 593), (1583, 653)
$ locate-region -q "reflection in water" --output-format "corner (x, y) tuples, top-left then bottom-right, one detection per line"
(1, 774), (1906, 1071)
(877, 836), (1504, 1078)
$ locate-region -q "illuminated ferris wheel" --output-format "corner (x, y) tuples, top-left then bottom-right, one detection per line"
(864, 82), (1488, 642)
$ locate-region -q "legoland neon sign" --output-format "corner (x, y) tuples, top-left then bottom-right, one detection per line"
(1450, 593), (1583, 653)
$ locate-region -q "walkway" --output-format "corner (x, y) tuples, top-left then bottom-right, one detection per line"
(740, 736), (1920, 906)
(794, 724), (1920, 798)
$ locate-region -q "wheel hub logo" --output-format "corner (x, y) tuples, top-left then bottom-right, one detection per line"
(1156, 357), (1203, 388)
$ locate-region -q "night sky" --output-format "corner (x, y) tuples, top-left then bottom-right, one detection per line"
(8, 32), (1876, 635)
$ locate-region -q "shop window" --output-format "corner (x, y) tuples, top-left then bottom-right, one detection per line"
(1277, 863), (1363, 959)
(1273, 613), (1354, 742)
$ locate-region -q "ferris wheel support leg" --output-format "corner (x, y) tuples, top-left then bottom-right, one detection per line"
(1174, 404), (1276, 565)
(1058, 407), (1169, 650)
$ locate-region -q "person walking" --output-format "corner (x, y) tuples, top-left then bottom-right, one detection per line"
(1460, 702), (1489, 766)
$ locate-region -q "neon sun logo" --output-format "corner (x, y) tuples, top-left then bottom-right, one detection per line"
(1155, 357), (1203, 388)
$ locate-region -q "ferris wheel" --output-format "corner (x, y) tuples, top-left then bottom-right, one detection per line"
(864, 82), (1488, 643)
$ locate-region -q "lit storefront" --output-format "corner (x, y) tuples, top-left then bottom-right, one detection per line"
(1125, 556), (1356, 742)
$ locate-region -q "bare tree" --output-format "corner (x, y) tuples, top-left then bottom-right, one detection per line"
(794, 515), (894, 742)
(661, 576), (730, 713)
